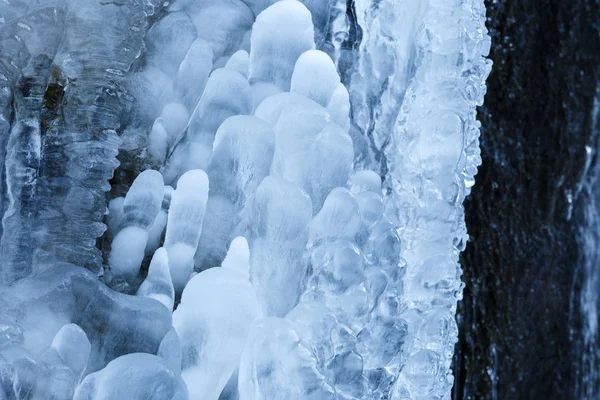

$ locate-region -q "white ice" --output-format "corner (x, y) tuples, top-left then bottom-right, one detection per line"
(173, 239), (260, 400)
(164, 169), (209, 293)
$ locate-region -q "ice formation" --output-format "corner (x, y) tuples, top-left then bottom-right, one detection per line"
(0, 0), (491, 399)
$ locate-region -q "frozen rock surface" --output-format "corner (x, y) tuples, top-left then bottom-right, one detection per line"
(0, 0), (490, 399)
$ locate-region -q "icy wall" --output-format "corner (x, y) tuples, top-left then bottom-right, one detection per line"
(0, 0), (490, 399)
(453, 1), (600, 399)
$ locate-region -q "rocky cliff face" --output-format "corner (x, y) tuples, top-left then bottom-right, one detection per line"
(454, 1), (600, 398)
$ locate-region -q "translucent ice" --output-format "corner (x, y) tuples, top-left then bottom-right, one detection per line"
(176, 39), (214, 111)
(74, 353), (188, 400)
(249, 176), (312, 317)
(50, 323), (91, 381)
(171, 0), (254, 60)
(157, 327), (183, 375)
(146, 186), (173, 255)
(309, 188), (362, 244)
(0, 264), (172, 373)
(144, 12), (197, 75)
(249, 0), (316, 91)
(222, 237), (251, 278)
(160, 103), (191, 145)
(163, 68), (252, 182)
(196, 116), (275, 269)
(226, 50), (251, 78)
(174, 239), (260, 399)
(164, 170), (209, 292)
(109, 170), (164, 279)
(238, 318), (335, 400)
(137, 248), (175, 311)
(0, 0), (491, 399)
(291, 50), (341, 107)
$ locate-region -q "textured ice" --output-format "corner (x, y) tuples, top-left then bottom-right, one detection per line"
(0, 0), (490, 399)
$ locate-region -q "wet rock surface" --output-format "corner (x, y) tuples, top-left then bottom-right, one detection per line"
(454, 1), (600, 398)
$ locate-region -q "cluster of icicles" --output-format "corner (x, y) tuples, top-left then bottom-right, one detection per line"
(99, 0), (415, 399)
(0, 0), (492, 398)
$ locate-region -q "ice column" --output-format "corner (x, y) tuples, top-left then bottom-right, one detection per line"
(348, 0), (492, 397)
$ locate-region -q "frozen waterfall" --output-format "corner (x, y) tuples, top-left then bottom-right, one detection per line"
(0, 0), (491, 399)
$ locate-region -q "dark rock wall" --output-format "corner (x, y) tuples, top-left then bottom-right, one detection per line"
(454, 1), (600, 399)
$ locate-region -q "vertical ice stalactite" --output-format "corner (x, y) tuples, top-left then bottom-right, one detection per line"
(350, 0), (491, 397)
(348, 0), (428, 172)
(0, 0), (494, 398)
(33, 0), (149, 274)
(0, 5), (66, 283)
(391, 1), (491, 397)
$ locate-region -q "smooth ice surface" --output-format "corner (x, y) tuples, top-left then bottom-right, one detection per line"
(74, 353), (188, 400)
(50, 323), (91, 381)
(195, 115), (275, 269)
(137, 248), (175, 311)
(291, 50), (340, 107)
(249, 175), (313, 317)
(174, 240), (260, 400)
(176, 39), (214, 111)
(249, 0), (316, 91)
(109, 170), (164, 279)
(164, 170), (210, 293)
